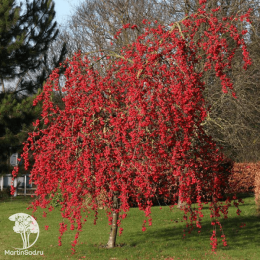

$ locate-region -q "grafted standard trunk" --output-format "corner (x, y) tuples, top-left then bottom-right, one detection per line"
(177, 196), (187, 209)
(177, 167), (188, 209)
(107, 191), (119, 248)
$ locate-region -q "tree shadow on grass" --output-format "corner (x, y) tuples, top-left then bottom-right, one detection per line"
(128, 212), (260, 251)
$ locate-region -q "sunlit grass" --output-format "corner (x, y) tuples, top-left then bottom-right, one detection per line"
(0, 195), (259, 260)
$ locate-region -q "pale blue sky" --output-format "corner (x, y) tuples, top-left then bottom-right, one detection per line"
(53, 0), (83, 25)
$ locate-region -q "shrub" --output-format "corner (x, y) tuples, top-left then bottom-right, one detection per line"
(228, 162), (260, 194)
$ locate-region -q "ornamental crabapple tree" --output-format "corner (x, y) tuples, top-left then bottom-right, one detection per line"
(12, 1), (251, 253)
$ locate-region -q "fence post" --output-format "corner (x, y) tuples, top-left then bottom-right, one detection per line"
(0, 175), (3, 191)
(13, 178), (17, 197)
(24, 175), (27, 196)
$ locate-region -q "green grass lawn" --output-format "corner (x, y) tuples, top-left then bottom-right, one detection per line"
(0, 195), (259, 260)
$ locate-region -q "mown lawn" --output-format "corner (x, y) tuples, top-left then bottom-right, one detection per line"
(0, 195), (259, 260)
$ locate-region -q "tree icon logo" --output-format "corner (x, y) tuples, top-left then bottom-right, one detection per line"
(9, 213), (40, 250)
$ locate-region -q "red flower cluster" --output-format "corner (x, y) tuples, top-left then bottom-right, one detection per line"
(11, 2), (251, 253)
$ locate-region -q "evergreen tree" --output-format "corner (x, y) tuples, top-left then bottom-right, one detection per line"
(0, 0), (67, 95)
(0, 91), (42, 175)
(0, 0), (67, 175)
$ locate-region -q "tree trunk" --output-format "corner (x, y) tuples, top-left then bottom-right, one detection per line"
(177, 196), (187, 209)
(177, 167), (187, 209)
(107, 191), (119, 248)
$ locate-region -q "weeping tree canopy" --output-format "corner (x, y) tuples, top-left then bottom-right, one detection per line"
(12, 2), (251, 253)
(60, 0), (260, 162)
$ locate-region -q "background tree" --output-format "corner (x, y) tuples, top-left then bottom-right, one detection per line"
(61, 0), (162, 52)
(0, 0), (67, 175)
(58, 0), (172, 74)
(0, 91), (42, 175)
(161, 0), (260, 162)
